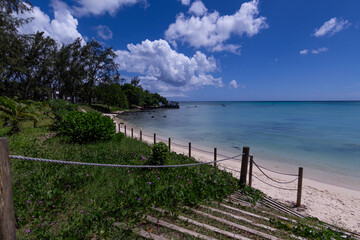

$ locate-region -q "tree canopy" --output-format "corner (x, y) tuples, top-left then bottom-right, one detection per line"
(0, 2), (168, 109)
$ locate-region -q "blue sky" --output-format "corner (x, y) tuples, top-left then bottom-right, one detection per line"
(16, 0), (360, 100)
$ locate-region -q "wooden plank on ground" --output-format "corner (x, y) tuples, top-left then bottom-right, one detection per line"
(189, 208), (280, 240)
(146, 215), (217, 240)
(200, 205), (277, 232)
(154, 208), (251, 240)
(217, 202), (269, 221)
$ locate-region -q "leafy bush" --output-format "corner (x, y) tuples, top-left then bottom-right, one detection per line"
(58, 111), (115, 143)
(150, 142), (169, 165)
(113, 132), (125, 142)
(48, 100), (78, 125)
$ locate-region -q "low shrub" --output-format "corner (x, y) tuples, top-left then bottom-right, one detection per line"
(58, 111), (115, 143)
(113, 132), (125, 142)
(149, 142), (169, 165)
(48, 100), (78, 129)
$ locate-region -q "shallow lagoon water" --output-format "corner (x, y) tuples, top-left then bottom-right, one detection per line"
(119, 101), (360, 190)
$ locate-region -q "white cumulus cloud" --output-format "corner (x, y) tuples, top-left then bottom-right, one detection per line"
(180, 0), (191, 6)
(115, 39), (222, 96)
(14, 2), (83, 44)
(188, 0), (207, 16)
(311, 47), (328, 54)
(299, 49), (309, 55)
(165, 0), (268, 54)
(229, 80), (238, 89)
(73, 0), (146, 16)
(299, 47), (328, 55)
(313, 17), (350, 37)
(95, 25), (113, 40)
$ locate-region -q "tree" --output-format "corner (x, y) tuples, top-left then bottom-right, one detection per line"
(96, 83), (128, 109)
(19, 32), (57, 100)
(54, 38), (86, 103)
(0, 96), (38, 134)
(80, 39), (121, 105)
(0, 0), (32, 14)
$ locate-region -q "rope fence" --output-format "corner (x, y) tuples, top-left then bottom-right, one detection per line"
(116, 123), (304, 207)
(252, 175), (298, 191)
(252, 160), (299, 184)
(9, 154), (243, 168)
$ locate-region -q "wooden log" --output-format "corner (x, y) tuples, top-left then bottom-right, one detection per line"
(239, 146), (250, 186)
(0, 138), (17, 240)
(296, 167), (303, 207)
(249, 156), (253, 187)
(214, 148), (217, 167)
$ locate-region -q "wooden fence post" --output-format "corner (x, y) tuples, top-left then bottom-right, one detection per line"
(189, 142), (191, 158)
(249, 156), (253, 187)
(124, 125), (127, 137)
(154, 133), (156, 144)
(140, 130), (142, 141)
(214, 148), (217, 167)
(296, 167), (303, 207)
(0, 138), (17, 240)
(168, 138), (171, 152)
(239, 146), (250, 186)
(118, 123), (120, 133)
(131, 128), (133, 138)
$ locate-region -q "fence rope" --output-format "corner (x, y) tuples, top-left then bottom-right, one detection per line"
(252, 175), (297, 191)
(252, 160), (299, 184)
(10, 154), (244, 168)
(251, 159), (298, 176)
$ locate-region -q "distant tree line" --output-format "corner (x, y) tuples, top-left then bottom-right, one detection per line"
(0, 0), (168, 109)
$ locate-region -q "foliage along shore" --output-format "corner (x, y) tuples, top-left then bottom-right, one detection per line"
(0, 99), (239, 239)
(1, 1), (169, 110)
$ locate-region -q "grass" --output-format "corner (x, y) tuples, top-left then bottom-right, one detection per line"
(1, 118), (239, 239)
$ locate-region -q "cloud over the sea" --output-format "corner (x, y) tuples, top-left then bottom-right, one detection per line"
(115, 39), (222, 96)
(313, 17), (350, 37)
(165, 0), (268, 54)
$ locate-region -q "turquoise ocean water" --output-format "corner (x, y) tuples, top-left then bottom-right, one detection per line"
(119, 101), (360, 190)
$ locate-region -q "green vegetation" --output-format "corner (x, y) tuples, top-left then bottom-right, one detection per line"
(57, 111), (116, 144)
(1, 116), (238, 239)
(0, 96), (38, 134)
(1, 2), (168, 111)
(150, 142), (169, 165)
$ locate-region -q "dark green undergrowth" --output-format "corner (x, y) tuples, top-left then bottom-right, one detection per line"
(2, 119), (239, 239)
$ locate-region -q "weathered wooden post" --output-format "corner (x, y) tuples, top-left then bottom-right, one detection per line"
(131, 128), (134, 138)
(154, 133), (156, 144)
(118, 123), (121, 133)
(249, 156), (253, 187)
(189, 142), (191, 158)
(214, 148), (217, 167)
(140, 130), (142, 141)
(296, 167), (303, 207)
(168, 138), (171, 152)
(0, 138), (17, 240)
(239, 146), (250, 186)
(124, 125), (127, 137)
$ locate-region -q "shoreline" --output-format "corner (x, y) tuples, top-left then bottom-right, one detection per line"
(111, 114), (360, 232)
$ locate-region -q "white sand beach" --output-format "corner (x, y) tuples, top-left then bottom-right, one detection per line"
(110, 114), (360, 233)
